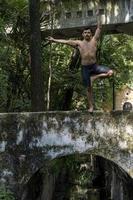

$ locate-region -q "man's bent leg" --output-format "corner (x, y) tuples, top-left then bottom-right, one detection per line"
(91, 70), (113, 84)
(87, 86), (93, 112)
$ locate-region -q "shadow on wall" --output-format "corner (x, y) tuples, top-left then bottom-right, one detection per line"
(21, 154), (133, 200)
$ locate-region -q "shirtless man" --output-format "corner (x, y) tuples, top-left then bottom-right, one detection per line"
(47, 22), (113, 112)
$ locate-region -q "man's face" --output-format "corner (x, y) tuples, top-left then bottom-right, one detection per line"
(82, 29), (92, 40)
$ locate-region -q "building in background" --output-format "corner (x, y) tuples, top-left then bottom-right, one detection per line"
(115, 85), (133, 110)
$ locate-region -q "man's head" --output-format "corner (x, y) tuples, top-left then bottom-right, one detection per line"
(82, 29), (92, 41)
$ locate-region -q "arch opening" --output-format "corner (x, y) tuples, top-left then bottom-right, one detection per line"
(21, 153), (133, 200)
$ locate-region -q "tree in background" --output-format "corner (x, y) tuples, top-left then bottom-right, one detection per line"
(0, 0), (31, 112)
(29, 0), (45, 111)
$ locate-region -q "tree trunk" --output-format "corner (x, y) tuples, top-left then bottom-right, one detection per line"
(29, 0), (44, 111)
(62, 48), (81, 110)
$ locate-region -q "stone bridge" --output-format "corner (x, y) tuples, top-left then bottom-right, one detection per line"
(42, 0), (133, 37)
(0, 111), (133, 197)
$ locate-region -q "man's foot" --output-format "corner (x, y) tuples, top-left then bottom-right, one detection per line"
(88, 107), (93, 112)
(107, 70), (113, 76)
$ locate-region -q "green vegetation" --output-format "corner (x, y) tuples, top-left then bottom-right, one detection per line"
(0, 186), (15, 200)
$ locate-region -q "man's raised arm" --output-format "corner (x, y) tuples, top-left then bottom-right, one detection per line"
(93, 10), (102, 40)
(47, 36), (79, 48)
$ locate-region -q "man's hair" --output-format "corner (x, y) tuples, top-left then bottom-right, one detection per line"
(83, 28), (92, 32)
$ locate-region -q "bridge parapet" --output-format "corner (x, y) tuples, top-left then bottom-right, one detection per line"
(42, 0), (133, 37)
(0, 111), (133, 197)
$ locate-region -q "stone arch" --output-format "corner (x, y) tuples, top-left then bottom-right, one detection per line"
(19, 144), (132, 193)
(0, 111), (132, 199)
(21, 153), (133, 200)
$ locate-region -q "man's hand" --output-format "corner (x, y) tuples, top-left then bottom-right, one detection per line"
(95, 9), (100, 16)
(93, 9), (102, 40)
(95, 9), (102, 28)
(47, 36), (54, 42)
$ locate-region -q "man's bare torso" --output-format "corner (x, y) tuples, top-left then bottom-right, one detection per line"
(78, 38), (97, 65)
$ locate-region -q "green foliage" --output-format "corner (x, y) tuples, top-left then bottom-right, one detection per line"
(0, 0), (30, 112)
(100, 34), (133, 89)
(42, 43), (73, 109)
(0, 186), (15, 200)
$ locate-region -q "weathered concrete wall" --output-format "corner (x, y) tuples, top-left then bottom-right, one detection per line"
(0, 111), (133, 198)
(42, 0), (133, 37)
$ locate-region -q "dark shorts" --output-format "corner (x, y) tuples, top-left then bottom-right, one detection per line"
(81, 63), (110, 87)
